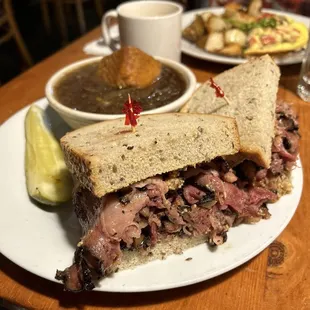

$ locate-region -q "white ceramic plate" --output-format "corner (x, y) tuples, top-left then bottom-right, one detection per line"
(0, 99), (303, 292)
(182, 8), (310, 65)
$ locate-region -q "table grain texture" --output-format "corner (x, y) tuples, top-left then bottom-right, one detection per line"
(0, 27), (309, 310)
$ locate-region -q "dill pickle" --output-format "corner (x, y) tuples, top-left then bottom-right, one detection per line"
(25, 105), (72, 205)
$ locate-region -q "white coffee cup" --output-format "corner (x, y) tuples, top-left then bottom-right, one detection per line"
(102, 1), (183, 62)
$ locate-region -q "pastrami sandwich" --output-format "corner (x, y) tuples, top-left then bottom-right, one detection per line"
(181, 55), (300, 197)
(55, 113), (278, 292)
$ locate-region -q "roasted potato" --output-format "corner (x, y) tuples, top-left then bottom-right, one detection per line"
(218, 43), (243, 56)
(224, 29), (247, 47)
(248, 0), (262, 17)
(230, 11), (256, 24)
(201, 12), (212, 30)
(223, 2), (243, 18)
(196, 35), (208, 50)
(206, 15), (228, 33)
(182, 15), (205, 42)
(201, 12), (212, 23)
(205, 32), (225, 52)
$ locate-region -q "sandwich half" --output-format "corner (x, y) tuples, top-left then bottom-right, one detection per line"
(56, 113), (277, 292)
(181, 55), (299, 197)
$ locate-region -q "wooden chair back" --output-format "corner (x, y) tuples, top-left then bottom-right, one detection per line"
(0, 0), (33, 67)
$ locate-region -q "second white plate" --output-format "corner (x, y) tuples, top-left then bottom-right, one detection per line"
(182, 8), (310, 65)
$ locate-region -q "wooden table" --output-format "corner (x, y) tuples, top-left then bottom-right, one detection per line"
(0, 27), (309, 310)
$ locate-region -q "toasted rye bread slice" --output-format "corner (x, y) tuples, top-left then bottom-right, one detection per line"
(61, 113), (240, 197)
(181, 55), (280, 168)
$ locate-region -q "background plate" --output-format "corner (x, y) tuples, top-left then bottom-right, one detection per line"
(0, 99), (303, 292)
(182, 8), (310, 65)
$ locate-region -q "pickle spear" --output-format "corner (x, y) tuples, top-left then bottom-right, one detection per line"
(25, 105), (73, 205)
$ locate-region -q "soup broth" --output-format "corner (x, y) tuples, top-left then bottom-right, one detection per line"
(54, 62), (186, 114)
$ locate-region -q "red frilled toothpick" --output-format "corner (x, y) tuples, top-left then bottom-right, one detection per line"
(122, 94), (143, 132)
(209, 77), (224, 98)
(209, 77), (232, 106)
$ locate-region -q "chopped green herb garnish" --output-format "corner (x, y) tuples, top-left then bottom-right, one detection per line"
(227, 17), (277, 33)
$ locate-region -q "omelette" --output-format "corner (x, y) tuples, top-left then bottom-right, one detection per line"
(245, 15), (309, 55)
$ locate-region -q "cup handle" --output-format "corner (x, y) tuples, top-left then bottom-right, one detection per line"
(102, 10), (118, 50)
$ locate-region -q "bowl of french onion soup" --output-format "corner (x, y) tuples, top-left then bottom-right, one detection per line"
(45, 46), (196, 129)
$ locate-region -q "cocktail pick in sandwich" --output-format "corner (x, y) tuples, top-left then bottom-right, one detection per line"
(209, 77), (232, 106)
(122, 94), (143, 132)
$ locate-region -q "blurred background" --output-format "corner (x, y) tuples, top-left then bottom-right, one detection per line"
(0, 0), (309, 86)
